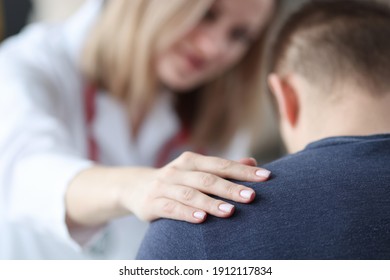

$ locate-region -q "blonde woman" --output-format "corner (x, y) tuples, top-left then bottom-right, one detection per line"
(0, 0), (275, 259)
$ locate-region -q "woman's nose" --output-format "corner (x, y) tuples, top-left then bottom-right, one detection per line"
(194, 27), (228, 60)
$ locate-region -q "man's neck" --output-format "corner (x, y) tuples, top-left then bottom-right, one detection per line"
(301, 93), (390, 151)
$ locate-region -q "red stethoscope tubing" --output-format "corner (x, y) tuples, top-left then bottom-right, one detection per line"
(84, 84), (99, 162)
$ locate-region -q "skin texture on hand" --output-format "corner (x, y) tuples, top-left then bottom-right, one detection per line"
(65, 152), (271, 228)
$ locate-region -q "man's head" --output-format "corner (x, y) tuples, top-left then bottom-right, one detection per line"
(268, 0), (390, 153)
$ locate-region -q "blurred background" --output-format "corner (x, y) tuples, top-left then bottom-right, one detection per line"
(1, 0), (85, 39)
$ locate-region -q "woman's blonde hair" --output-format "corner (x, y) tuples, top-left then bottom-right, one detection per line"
(82, 0), (274, 153)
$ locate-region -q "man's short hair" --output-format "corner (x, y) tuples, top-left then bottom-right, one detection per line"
(271, 0), (390, 95)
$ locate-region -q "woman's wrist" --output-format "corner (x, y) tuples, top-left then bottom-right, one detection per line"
(115, 167), (157, 220)
(65, 166), (132, 227)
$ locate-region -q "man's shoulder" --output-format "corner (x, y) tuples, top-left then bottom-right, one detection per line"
(137, 135), (390, 260)
(137, 218), (206, 260)
(257, 134), (390, 188)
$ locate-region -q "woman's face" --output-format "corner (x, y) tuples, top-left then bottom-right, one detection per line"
(156, 0), (273, 92)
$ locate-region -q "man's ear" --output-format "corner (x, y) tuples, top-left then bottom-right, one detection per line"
(268, 73), (299, 128)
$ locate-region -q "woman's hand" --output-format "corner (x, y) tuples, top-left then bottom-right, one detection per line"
(120, 152), (270, 223)
(66, 152), (270, 228)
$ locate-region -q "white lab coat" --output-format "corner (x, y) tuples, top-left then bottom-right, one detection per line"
(0, 0), (250, 259)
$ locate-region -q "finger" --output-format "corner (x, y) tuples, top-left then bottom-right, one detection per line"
(160, 169), (256, 203)
(151, 198), (208, 223)
(172, 152), (271, 182)
(238, 157), (257, 166)
(159, 184), (236, 218)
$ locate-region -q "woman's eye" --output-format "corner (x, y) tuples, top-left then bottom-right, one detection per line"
(203, 8), (218, 23)
(230, 28), (252, 44)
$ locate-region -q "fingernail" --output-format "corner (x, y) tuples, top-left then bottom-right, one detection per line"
(240, 190), (255, 200)
(218, 204), (234, 214)
(256, 169), (271, 178)
(193, 211), (206, 220)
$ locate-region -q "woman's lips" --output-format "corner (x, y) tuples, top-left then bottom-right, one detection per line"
(182, 53), (206, 72)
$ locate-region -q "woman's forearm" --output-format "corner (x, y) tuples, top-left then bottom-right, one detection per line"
(65, 166), (134, 227)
